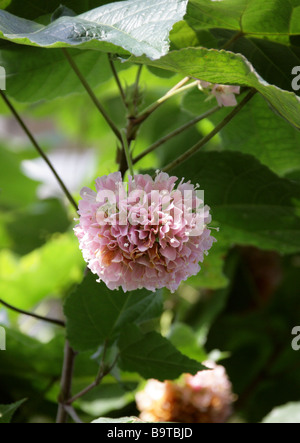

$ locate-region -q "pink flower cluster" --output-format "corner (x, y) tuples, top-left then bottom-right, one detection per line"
(136, 362), (235, 423)
(198, 80), (240, 107)
(74, 171), (216, 293)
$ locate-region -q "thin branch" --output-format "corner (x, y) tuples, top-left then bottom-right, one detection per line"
(62, 49), (122, 142)
(108, 53), (127, 108)
(167, 76), (190, 94)
(56, 342), (77, 423)
(133, 105), (220, 164)
(0, 298), (65, 327)
(66, 344), (119, 405)
(0, 91), (78, 212)
(64, 405), (83, 424)
(162, 89), (257, 173)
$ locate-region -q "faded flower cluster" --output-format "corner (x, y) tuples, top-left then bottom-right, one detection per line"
(74, 171), (216, 292)
(136, 362), (235, 423)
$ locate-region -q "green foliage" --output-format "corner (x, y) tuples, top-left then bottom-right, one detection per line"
(0, 399), (27, 423)
(65, 273), (163, 352)
(118, 324), (204, 380)
(132, 48), (300, 129)
(172, 151), (300, 254)
(0, 45), (112, 102)
(182, 91), (300, 176)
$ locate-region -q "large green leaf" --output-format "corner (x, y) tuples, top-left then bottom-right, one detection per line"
(132, 47), (300, 129)
(182, 91), (300, 177)
(187, 0), (300, 36)
(262, 402), (300, 423)
(172, 151), (300, 254)
(64, 273), (163, 352)
(0, 0), (188, 60)
(118, 324), (203, 380)
(0, 399), (27, 423)
(182, 1), (300, 95)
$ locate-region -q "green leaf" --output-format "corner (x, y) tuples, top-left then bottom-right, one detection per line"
(182, 91), (300, 177)
(167, 322), (207, 362)
(0, 399), (27, 423)
(0, 0), (11, 9)
(186, 241), (229, 290)
(64, 273), (163, 352)
(187, 0), (300, 36)
(132, 47), (300, 129)
(262, 402), (300, 423)
(171, 151), (300, 254)
(0, 0), (188, 60)
(0, 45), (112, 102)
(0, 329), (64, 379)
(92, 416), (146, 423)
(118, 324), (204, 380)
(184, 1), (300, 95)
(0, 232), (83, 310)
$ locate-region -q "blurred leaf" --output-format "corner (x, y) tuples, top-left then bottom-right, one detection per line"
(262, 401), (300, 423)
(0, 329), (64, 379)
(92, 416), (145, 423)
(186, 241), (229, 290)
(0, 145), (37, 208)
(6, 200), (71, 255)
(0, 232), (83, 309)
(0, 399), (27, 423)
(0, 0), (11, 9)
(167, 322), (207, 362)
(0, 0), (188, 60)
(172, 151), (300, 254)
(132, 47), (300, 129)
(75, 379), (136, 417)
(65, 273), (163, 352)
(118, 324), (204, 380)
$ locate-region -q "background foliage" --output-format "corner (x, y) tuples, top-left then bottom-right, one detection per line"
(0, 0), (300, 423)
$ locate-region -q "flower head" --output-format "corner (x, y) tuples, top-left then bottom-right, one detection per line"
(74, 171), (216, 292)
(198, 80), (240, 107)
(136, 362), (235, 423)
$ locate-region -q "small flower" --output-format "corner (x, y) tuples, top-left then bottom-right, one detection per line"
(198, 80), (240, 107)
(136, 362), (235, 423)
(74, 171), (216, 293)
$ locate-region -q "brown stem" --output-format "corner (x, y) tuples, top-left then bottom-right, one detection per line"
(56, 342), (77, 423)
